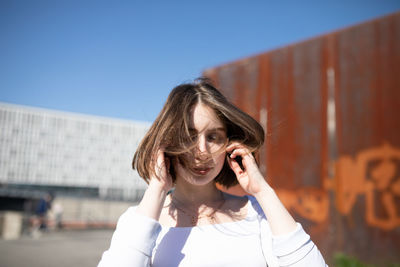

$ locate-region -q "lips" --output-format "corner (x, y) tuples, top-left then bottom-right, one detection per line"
(192, 166), (212, 175)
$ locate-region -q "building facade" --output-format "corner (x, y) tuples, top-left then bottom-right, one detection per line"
(0, 102), (150, 201)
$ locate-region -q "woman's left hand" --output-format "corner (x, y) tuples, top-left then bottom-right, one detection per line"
(226, 143), (269, 195)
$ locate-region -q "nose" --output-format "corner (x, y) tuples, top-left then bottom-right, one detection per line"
(195, 135), (209, 159)
(197, 135), (208, 153)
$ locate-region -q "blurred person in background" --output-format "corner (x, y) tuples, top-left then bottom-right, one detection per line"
(98, 78), (327, 267)
(35, 192), (53, 231)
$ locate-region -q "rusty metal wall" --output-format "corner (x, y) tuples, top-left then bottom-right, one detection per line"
(204, 11), (400, 265)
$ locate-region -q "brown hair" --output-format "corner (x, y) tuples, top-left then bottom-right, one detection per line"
(132, 78), (264, 188)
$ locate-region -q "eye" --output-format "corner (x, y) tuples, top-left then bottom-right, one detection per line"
(207, 131), (226, 143)
(189, 130), (198, 142)
(207, 133), (218, 142)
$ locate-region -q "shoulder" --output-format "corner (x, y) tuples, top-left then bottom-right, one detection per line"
(245, 195), (266, 218)
(115, 206), (138, 226)
(115, 205), (162, 234)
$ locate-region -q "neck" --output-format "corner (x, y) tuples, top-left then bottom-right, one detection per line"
(172, 180), (223, 208)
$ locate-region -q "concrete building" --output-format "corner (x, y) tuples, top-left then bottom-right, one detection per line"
(0, 102), (150, 202)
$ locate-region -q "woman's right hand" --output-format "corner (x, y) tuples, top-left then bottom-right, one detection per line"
(136, 148), (173, 221)
(148, 148), (173, 193)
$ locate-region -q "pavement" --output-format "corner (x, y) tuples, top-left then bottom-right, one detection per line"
(0, 229), (114, 267)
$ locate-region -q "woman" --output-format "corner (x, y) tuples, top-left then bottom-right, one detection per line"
(98, 78), (327, 267)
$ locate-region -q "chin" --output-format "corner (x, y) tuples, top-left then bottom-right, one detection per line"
(177, 168), (219, 186)
(175, 159), (225, 187)
(186, 172), (218, 186)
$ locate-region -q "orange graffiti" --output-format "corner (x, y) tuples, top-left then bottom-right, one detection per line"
(219, 143), (400, 230)
(277, 188), (329, 223)
(273, 143), (400, 230)
(332, 143), (400, 230)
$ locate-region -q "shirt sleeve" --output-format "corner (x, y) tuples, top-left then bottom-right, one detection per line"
(97, 207), (162, 267)
(249, 196), (328, 267)
(271, 223), (327, 266)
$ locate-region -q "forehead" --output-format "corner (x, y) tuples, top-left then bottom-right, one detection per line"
(190, 103), (224, 131)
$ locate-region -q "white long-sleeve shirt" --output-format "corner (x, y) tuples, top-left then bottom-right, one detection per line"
(98, 196), (327, 267)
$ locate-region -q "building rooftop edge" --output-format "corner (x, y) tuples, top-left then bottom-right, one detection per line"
(0, 101), (152, 126)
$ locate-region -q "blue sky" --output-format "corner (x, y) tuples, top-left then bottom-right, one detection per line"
(1, 0), (399, 122)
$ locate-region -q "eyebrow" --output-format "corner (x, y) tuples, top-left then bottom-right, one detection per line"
(189, 127), (226, 133)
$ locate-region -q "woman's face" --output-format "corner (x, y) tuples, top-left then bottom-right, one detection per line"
(174, 103), (227, 186)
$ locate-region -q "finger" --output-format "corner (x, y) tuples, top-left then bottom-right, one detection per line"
(226, 142), (244, 154)
(152, 146), (164, 164)
(229, 148), (253, 161)
(230, 150), (258, 173)
(154, 148), (168, 178)
(227, 156), (244, 177)
(156, 148), (165, 165)
(226, 143), (253, 159)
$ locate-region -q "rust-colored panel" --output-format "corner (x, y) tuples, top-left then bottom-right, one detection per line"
(336, 19), (381, 155)
(257, 54), (270, 176)
(267, 47), (296, 189)
(233, 57), (260, 119)
(373, 13), (400, 146)
(216, 63), (237, 103)
(333, 12), (400, 264)
(292, 38), (326, 188)
(204, 11), (400, 265)
(264, 39), (327, 189)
